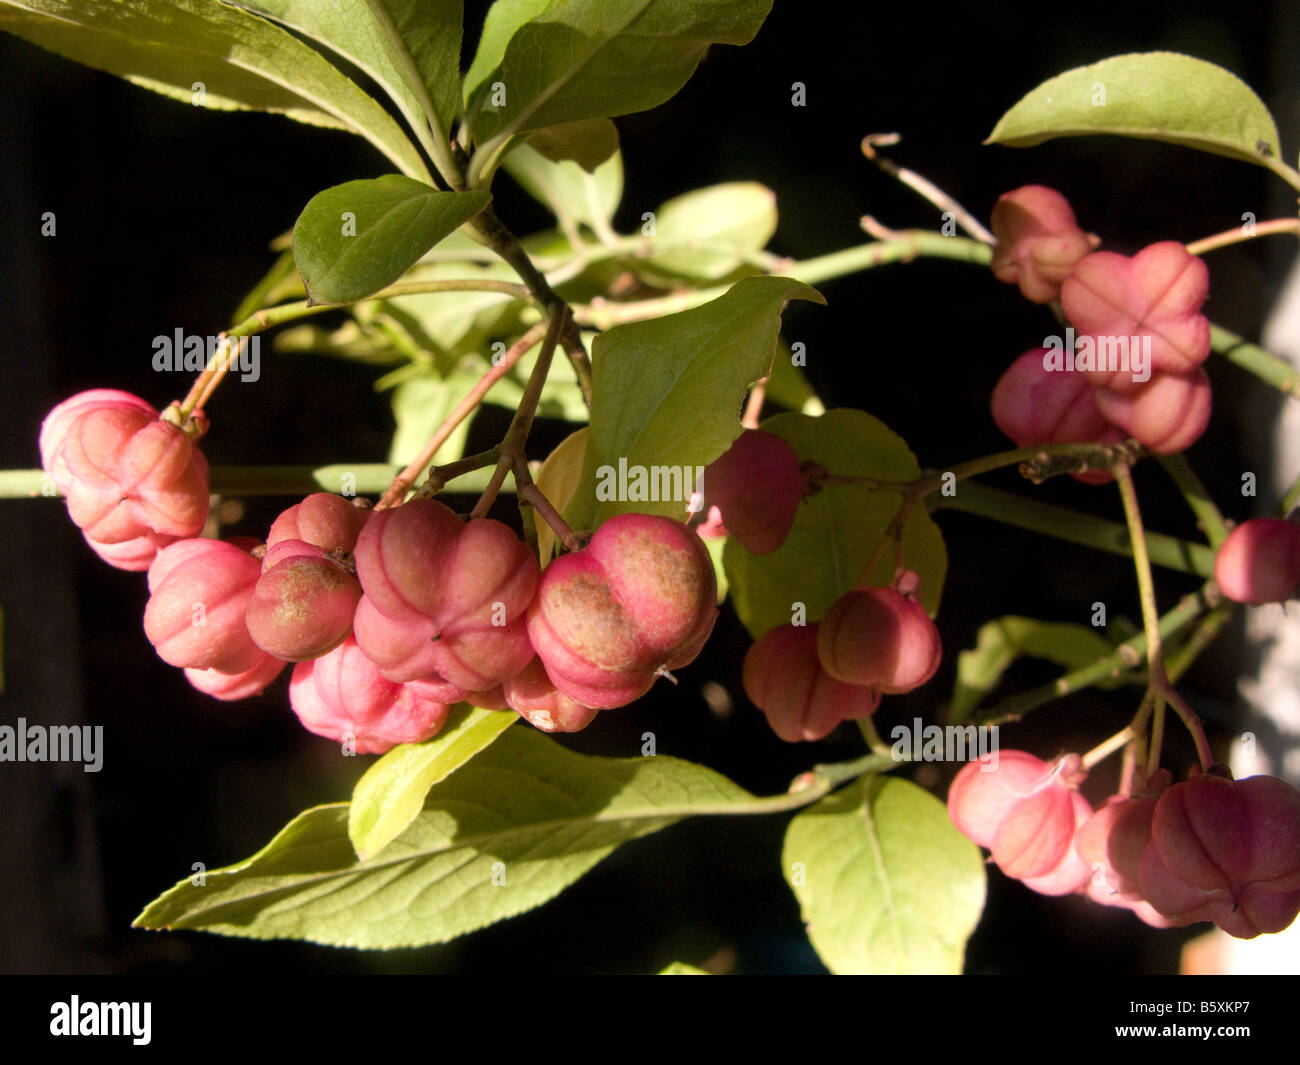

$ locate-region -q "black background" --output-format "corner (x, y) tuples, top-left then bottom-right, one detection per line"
(0, 0), (1295, 977)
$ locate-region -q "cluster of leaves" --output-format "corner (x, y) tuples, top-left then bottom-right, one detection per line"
(5, 0), (1298, 971)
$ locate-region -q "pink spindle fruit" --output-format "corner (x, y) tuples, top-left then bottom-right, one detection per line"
(701, 430), (805, 555)
(352, 499), (539, 690)
(1092, 368), (1211, 454)
(288, 637), (453, 754)
(503, 657), (600, 733)
(948, 750), (1092, 896)
(527, 513), (718, 709)
(1061, 242), (1211, 393)
(245, 541), (362, 662)
(990, 186), (1097, 303)
(1138, 770), (1300, 939)
(742, 622), (880, 742)
(816, 585), (941, 694)
(39, 390), (209, 543)
(184, 653), (288, 702)
(1213, 517), (1300, 605)
(143, 538), (263, 673)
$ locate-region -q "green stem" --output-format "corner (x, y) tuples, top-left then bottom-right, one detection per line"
(1157, 454), (1230, 548)
(929, 481), (1216, 576)
(1279, 468), (1300, 518)
(0, 466), (510, 500)
(1211, 323), (1300, 400)
(975, 582), (1218, 726)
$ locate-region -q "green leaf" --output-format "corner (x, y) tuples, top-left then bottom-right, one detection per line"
(646, 182), (777, 281)
(233, 0), (464, 157)
(783, 775), (985, 975)
(0, 0), (431, 179)
(528, 117), (620, 171)
(504, 140), (624, 232)
(134, 727), (757, 949)
(535, 428), (588, 566)
(387, 370), (479, 466)
(724, 409), (947, 639)
(467, 0), (773, 147)
(348, 705), (517, 861)
(567, 275), (824, 531)
(950, 616), (1119, 724)
(659, 961), (710, 974)
(987, 52), (1283, 170)
(380, 259), (523, 350)
(292, 176), (490, 304)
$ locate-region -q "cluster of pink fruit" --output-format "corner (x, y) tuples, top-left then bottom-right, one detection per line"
(697, 429), (943, 742)
(989, 186), (1214, 472)
(41, 390), (719, 753)
(947, 753), (1300, 939)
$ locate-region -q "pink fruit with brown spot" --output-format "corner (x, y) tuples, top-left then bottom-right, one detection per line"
(990, 186), (1097, 303)
(742, 622), (880, 742)
(701, 430), (805, 555)
(1061, 242), (1211, 393)
(1092, 368), (1211, 454)
(288, 636), (453, 754)
(1213, 517), (1300, 605)
(816, 585), (941, 694)
(527, 513), (718, 709)
(352, 498), (539, 690)
(245, 541), (361, 662)
(143, 538), (263, 673)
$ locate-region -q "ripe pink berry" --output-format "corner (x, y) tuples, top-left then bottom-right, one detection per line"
(40, 391), (210, 543)
(352, 499), (539, 690)
(742, 623), (880, 742)
(245, 542), (361, 662)
(947, 750), (1092, 896)
(990, 349), (1126, 485)
(1213, 517), (1300, 605)
(1138, 770), (1300, 939)
(1061, 242), (1211, 392)
(1092, 368), (1211, 454)
(701, 430), (805, 555)
(288, 636), (453, 754)
(503, 657), (600, 733)
(990, 186), (1097, 303)
(527, 513), (718, 709)
(816, 585), (941, 694)
(184, 653), (288, 702)
(1076, 785), (1181, 928)
(143, 538), (264, 674)
(267, 492), (371, 554)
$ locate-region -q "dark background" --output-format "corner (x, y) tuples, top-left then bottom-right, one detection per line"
(0, 0), (1294, 975)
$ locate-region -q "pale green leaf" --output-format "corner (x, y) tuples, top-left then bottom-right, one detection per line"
(646, 182), (777, 281)
(291, 176), (490, 304)
(783, 776), (985, 974)
(659, 961), (710, 974)
(134, 727), (757, 949)
(348, 705), (517, 860)
(724, 409), (947, 638)
(504, 140), (624, 231)
(950, 616), (1120, 724)
(388, 371), (479, 466)
(567, 275), (824, 531)
(0, 0), (430, 178)
(535, 428), (588, 566)
(987, 52), (1283, 170)
(528, 117), (620, 171)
